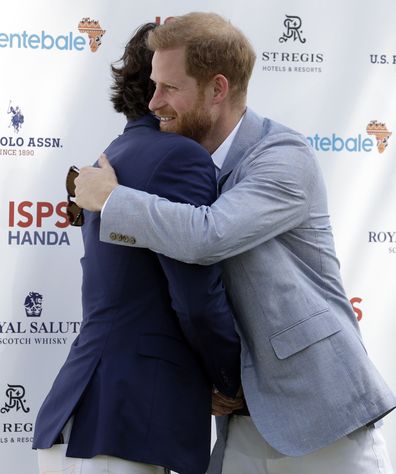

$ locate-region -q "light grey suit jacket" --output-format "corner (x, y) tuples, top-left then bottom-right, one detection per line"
(100, 109), (395, 461)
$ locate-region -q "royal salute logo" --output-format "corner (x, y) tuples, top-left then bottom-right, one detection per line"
(306, 121), (392, 154)
(262, 14), (324, 74)
(0, 385), (30, 415)
(1, 100), (63, 158)
(368, 230), (396, 255)
(0, 18), (106, 52)
(366, 121), (392, 153)
(78, 17), (106, 52)
(0, 292), (81, 346)
(24, 292), (43, 318)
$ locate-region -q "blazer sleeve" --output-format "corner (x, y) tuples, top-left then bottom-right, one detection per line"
(100, 137), (318, 265)
(145, 139), (241, 398)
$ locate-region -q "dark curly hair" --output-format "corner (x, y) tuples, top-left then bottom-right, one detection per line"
(110, 23), (157, 120)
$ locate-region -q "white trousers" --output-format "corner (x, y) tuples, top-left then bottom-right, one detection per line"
(37, 445), (167, 474)
(37, 418), (168, 474)
(221, 416), (394, 474)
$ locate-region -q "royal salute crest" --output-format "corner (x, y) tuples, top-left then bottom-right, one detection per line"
(24, 291), (43, 317)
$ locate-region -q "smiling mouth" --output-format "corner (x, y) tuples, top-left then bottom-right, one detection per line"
(156, 115), (175, 122)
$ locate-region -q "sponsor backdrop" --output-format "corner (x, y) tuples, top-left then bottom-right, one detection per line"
(1, 0), (395, 471)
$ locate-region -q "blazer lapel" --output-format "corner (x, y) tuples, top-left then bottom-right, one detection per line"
(217, 108), (267, 192)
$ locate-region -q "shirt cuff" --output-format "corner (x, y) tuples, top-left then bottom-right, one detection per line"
(100, 189), (115, 218)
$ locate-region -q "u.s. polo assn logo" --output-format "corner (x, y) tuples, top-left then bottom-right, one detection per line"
(1, 99), (63, 158)
(7, 101), (24, 134)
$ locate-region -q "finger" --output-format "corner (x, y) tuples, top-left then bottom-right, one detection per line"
(212, 404), (234, 416)
(219, 401), (244, 411)
(212, 405), (234, 416)
(77, 166), (95, 177)
(212, 394), (243, 408)
(212, 409), (230, 416)
(213, 399), (245, 412)
(98, 153), (111, 169)
(212, 404), (244, 417)
(214, 392), (240, 403)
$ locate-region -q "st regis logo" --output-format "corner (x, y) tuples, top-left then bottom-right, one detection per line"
(279, 15), (306, 44)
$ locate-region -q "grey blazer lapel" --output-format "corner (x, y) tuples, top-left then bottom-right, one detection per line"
(217, 108), (267, 193)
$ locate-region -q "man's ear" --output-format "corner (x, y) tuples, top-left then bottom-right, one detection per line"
(211, 74), (229, 104)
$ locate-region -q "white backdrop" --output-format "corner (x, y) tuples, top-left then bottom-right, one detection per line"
(1, 0), (395, 472)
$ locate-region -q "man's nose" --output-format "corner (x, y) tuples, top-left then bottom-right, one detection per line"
(149, 87), (164, 112)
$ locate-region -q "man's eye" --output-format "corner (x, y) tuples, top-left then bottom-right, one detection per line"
(165, 85), (177, 90)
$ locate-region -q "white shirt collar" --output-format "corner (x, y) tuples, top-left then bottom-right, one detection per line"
(212, 115), (244, 172)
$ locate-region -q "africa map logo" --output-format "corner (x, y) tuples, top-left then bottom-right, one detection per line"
(77, 18), (106, 52)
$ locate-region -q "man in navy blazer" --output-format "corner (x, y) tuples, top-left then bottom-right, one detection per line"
(74, 13), (395, 474)
(33, 23), (241, 474)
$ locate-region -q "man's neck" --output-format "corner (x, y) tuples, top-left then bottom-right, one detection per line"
(202, 106), (246, 154)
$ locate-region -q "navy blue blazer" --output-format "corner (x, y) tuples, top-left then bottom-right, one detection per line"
(33, 114), (241, 474)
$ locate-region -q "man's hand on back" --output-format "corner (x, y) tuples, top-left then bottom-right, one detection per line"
(212, 387), (245, 416)
(75, 154), (118, 212)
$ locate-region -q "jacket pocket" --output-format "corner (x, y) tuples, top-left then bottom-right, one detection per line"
(270, 309), (341, 360)
(137, 333), (193, 368)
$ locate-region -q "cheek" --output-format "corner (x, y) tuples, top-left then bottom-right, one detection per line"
(176, 91), (201, 113)
(178, 101), (197, 117)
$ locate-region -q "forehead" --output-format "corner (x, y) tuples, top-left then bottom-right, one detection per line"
(151, 46), (191, 83)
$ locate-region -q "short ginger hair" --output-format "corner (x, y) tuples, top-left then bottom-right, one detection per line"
(147, 12), (256, 107)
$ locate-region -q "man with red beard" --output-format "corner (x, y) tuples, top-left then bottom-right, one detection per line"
(75, 12), (395, 474)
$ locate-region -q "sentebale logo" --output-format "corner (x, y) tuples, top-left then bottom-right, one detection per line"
(306, 122), (392, 154)
(0, 18), (105, 52)
(77, 18), (106, 52)
(366, 121), (392, 154)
